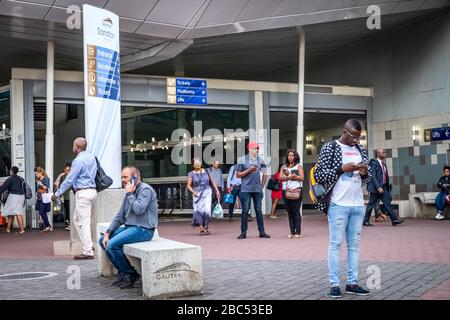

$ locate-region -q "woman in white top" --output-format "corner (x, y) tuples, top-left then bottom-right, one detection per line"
(279, 149), (305, 238)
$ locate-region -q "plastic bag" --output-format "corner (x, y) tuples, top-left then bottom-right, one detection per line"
(212, 203), (224, 219)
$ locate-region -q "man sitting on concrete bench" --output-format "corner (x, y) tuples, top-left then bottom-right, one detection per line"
(435, 165), (450, 220)
(99, 166), (158, 289)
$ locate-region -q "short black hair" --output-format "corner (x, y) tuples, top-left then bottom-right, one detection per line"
(345, 119), (362, 131)
(65, 162), (72, 168)
(11, 166), (19, 175)
(444, 165), (450, 172)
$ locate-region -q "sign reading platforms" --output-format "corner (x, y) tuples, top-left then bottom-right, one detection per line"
(167, 78), (208, 105)
(424, 127), (450, 142)
(83, 4), (121, 187)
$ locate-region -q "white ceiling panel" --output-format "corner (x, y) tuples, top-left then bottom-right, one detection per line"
(228, 20), (268, 34)
(54, 0), (109, 8)
(189, 24), (233, 38)
(272, 0), (316, 16)
(23, 0), (54, 4)
(420, 0), (449, 10)
(236, 0), (282, 21)
(299, 7), (368, 26)
(391, 0), (424, 14)
(263, 15), (302, 30)
(104, 0), (158, 20)
(136, 21), (184, 39)
(197, 0), (249, 26)
(147, 0), (205, 26)
(0, 0), (50, 20)
(119, 17), (143, 33)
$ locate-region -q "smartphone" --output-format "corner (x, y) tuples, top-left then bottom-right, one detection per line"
(131, 176), (137, 187)
(291, 169), (299, 175)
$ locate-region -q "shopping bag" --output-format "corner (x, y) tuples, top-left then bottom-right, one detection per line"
(212, 203), (224, 219)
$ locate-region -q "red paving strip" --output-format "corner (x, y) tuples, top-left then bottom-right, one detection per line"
(0, 228), (72, 259)
(420, 279), (450, 300)
(0, 214), (449, 264)
(157, 214), (450, 263)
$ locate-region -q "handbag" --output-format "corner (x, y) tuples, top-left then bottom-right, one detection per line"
(0, 190), (9, 205)
(267, 177), (280, 191)
(95, 157), (113, 192)
(285, 188), (301, 200)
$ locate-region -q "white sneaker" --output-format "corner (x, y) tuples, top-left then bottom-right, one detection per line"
(65, 226), (71, 231)
(435, 213), (444, 220)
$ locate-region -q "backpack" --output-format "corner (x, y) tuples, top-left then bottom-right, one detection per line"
(308, 141), (338, 204)
(18, 177), (33, 199)
(308, 164), (326, 204)
(95, 157), (113, 192)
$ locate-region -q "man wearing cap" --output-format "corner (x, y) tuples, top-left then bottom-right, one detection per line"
(236, 141), (270, 239)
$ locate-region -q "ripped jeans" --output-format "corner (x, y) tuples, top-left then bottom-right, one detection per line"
(327, 204), (365, 287)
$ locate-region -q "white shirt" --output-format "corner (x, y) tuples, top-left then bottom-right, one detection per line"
(282, 164), (303, 190)
(331, 141), (364, 206)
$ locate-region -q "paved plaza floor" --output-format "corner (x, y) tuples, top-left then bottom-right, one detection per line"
(0, 213), (449, 300)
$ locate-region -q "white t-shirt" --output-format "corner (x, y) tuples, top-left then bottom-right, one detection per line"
(330, 141), (364, 206)
(282, 164), (303, 190)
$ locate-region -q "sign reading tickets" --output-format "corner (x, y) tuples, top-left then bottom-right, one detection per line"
(83, 4), (121, 187)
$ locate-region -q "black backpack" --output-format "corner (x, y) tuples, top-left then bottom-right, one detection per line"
(95, 157), (113, 192)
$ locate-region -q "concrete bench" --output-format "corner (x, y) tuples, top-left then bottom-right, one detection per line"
(96, 223), (203, 299)
(408, 192), (449, 218)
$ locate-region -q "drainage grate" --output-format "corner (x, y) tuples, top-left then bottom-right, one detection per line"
(0, 272), (58, 281)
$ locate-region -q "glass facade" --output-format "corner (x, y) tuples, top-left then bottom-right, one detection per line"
(121, 107), (249, 179)
(0, 89), (11, 176)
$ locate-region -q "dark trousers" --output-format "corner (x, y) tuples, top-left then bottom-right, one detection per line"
(211, 187), (223, 214)
(37, 200), (51, 228)
(63, 200), (70, 224)
(283, 191), (302, 235)
(240, 192), (265, 234)
(435, 192), (448, 213)
(364, 186), (397, 223)
(228, 185), (241, 218)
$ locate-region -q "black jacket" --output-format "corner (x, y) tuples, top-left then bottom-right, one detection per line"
(0, 175), (25, 195)
(367, 159), (390, 193)
(437, 176), (450, 194)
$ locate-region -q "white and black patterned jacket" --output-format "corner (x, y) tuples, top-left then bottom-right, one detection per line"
(314, 140), (372, 212)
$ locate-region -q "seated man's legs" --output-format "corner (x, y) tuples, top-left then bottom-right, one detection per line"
(99, 226), (154, 275)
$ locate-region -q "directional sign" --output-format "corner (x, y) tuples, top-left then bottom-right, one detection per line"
(167, 77), (207, 105)
(424, 127), (450, 142)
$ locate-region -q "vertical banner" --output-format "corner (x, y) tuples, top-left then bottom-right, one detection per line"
(83, 4), (121, 187)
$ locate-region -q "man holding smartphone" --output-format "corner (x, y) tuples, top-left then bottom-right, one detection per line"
(99, 166), (158, 289)
(236, 141), (270, 239)
(315, 119), (372, 298)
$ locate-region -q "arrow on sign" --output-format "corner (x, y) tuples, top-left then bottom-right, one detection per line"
(201, 82), (206, 87)
(202, 98), (205, 103)
(446, 130), (450, 138)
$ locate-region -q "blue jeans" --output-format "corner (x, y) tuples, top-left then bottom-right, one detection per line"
(228, 185), (241, 217)
(240, 192), (265, 234)
(327, 204), (365, 287)
(99, 226), (154, 275)
(435, 192), (448, 213)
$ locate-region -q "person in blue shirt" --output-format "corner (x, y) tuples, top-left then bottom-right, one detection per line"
(52, 137), (98, 260)
(236, 141), (270, 239)
(34, 166), (51, 232)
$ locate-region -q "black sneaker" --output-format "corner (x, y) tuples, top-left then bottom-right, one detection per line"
(120, 271), (141, 289)
(345, 284), (370, 296)
(237, 233), (246, 239)
(112, 273), (125, 286)
(330, 286), (342, 298)
(259, 233), (270, 238)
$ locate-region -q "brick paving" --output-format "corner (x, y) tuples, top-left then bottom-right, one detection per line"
(0, 212), (449, 300)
